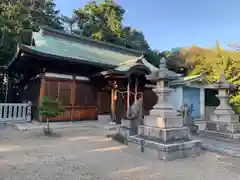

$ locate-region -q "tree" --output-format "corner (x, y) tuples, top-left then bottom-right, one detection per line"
(73, 0), (160, 65)
(40, 96), (64, 135)
(61, 15), (77, 33)
(28, 0), (64, 31)
(0, 0), (63, 65)
(0, 1), (27, 66)
(181, 42), (240, 113)
(74, 0), (124, 41)
(121, 27), (149, 50)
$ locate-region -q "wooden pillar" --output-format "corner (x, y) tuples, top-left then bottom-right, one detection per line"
(4, 73), (9, 103)
(111, 80), (117, 122)
(134, 78), (139, 102)
(39, 75), (45, 122)
(127, 78), (131, 109)
(71, 77), (76, 121)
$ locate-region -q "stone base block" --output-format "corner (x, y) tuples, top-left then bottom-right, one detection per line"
(117, 126), (136, 138)
(128, 135), (202, 161)
(121, 119), (140, 133)
(121, 119), (132, 128)
(206, 121), (240, 133)
(98, 114), (111, 124)
(211, 114), (239, 124)
(194, 121), (207, 131)
(138, 125), (191, 143)
(200, 130), (240, 140)
(144, 115), (183, 128)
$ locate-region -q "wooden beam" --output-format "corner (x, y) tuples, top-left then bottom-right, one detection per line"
(127, 78), (130, 109)
(134, 78), (139, 102)
(71, 77), (76, 121)
(111, 80), (117, 122)
(72, 78), (76, 106)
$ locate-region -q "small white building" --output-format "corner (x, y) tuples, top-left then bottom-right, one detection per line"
(169, 75), (208, 120)
(146, 74), (217, 129)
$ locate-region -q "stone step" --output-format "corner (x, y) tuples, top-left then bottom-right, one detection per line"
(199, 130), (240, 140)
(193, 134), (240, 158)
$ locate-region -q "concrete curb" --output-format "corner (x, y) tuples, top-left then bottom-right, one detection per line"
(5, 122), (120, 132)
(6, 123), (98, 132)
(201, 143), (240, 158)
(5, 122), (29, 131)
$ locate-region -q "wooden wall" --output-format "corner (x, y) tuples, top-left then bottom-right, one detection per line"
(42, 77), (98, 121)
(38, 74), (154, 122)
(97, 91), (111, 115)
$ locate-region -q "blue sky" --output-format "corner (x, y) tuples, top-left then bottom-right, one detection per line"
(54, 0), (240, 51)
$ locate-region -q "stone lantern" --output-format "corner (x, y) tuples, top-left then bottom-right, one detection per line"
(128, 58), (202, 161)
(207, 73), (240, 134)
(144, 57), (182, 128)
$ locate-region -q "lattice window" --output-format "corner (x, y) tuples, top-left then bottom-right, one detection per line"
(58, 81), (72, 106)
(44, 79), (96, 107)
(44, 80), (72, 106)
(45, 80), (58, 100)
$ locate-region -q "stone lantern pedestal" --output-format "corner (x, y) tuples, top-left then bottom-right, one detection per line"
(127, 58), (202, 161)
(205, 74), (240, 138)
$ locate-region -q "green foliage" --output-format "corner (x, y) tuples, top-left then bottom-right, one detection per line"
(0, 0), (63, 66)
(73, 0), (160, 65)
(181, 42), (240, 113)
(61, 15), (77, 33)
(0, 0), (161, 66)
(33, 1), (64, 31)
(40, 96), (64, 118)
(74, 0), (124, 41)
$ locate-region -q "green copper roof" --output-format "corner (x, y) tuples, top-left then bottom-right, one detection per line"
(114, 56), (158, 72)
(9, 27), (158, 75)
(171, 74), (208, 85)
(25, 30), (140, 67)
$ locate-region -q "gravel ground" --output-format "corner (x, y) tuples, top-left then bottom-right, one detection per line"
(1, 125), (240, 180)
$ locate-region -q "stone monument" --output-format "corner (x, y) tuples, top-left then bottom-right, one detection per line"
(205, 73), (240, 138)
(128, 58), (202, 161)
(117, 98), (143, 139)
(178, 103), (199, 134)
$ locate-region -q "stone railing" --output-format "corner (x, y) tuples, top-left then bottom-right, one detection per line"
(0, 102), (31, 122)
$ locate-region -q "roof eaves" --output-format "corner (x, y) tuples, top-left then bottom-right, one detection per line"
(16, 44), (117, 69)
(6, 44), (20, 70)
(118, 56), (158, 73)
(119, 55), (144, 66)
(141, 58), (158, 72)
(171, 75), (209, 86)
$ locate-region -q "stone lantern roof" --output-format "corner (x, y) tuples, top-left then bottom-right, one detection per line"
(145, 57), (180, 82)
(213, 73), (237, 90)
